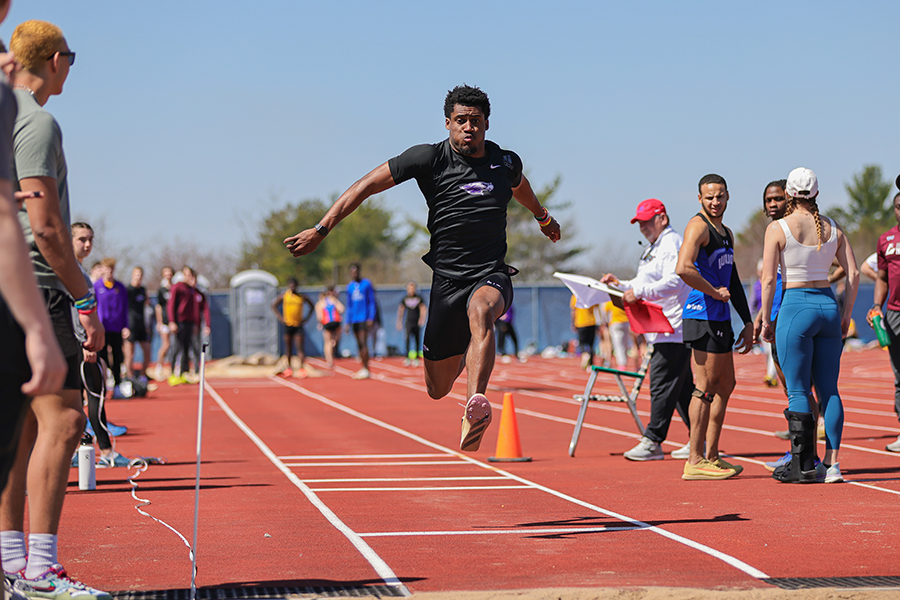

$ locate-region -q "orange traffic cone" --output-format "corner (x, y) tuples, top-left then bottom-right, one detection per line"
(488, 392), (532, 463)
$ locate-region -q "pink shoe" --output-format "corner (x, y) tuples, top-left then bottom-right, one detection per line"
(460, 394), (492, 452)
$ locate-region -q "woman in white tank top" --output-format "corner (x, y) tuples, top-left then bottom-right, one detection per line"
(760, 167), (858, 484)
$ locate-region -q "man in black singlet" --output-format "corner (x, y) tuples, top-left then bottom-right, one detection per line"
(285, 85), (561, 452)
(675, 174), (753, 481)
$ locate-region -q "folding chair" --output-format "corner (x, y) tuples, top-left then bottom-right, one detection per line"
(568, 346), (653, 457)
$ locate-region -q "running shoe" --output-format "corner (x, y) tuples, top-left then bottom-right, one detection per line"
(13, 564), (111, 600)
(4, 572), (27, 600)
(670, 441), (691, 460)
(763, 375), (778, 387)
(817, 462), (843, 483)
(623, 437), (663, 461)
(460, 394), (492, 452)
(711, 456), (743, 475)
(106, 422), (127, 437)
(167, 374), (187, 386)
(96, 451), (131, 468)
(351, 368), (370, 380)
(765, 451), (792, 472)
(682, 459), (736, 481)
(886, 435), (900, 452)
(773, 430), (790, 440)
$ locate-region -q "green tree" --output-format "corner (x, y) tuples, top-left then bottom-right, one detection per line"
(504, 175), (586, 281)
(827, 164), (893, 256)
(734, 208), (770, 284)
(239, 196), (413, 285)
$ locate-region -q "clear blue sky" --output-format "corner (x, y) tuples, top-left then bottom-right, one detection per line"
(4, 1), (897, 270)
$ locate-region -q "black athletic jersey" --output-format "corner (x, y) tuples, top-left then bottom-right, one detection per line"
(157, 285), (170, 325)
(127, 285), (147, 329)
(389, 139), (523, 280)
(400, 294), (424, 328)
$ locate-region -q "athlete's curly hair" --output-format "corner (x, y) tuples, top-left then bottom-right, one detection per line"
(698, 173), (727, 192)
(10, 20), (64, 73)
(762, 179), (786, 211)
(444, 85), (490, 119)
(785, 195), (823, 251)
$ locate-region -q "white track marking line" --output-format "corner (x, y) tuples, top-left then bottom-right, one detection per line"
(283, 461), (470, 467)
(303, 476), (509, 483)
(203, 383), (410, 597)
(278, 454), (448, 459)
(360, 526), (640, 537)
(311, 486), (532, 492)
(268, 376), (770, 581)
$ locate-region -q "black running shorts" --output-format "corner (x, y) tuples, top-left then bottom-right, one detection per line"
(683, 318), (733, 355)
(422, 271), (514, 361)
(44, 289), (83, 390)
(0, 296), (33, 491)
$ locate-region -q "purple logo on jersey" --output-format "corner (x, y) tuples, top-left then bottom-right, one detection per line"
(460, 182), (494, 195)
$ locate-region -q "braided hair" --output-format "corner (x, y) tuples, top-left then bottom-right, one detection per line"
(785, 195), (823, 250)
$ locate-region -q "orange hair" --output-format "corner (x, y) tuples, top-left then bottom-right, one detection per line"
(10, 20), (64, 73)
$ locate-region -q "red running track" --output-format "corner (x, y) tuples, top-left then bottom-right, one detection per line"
(54, 347), (900, 594)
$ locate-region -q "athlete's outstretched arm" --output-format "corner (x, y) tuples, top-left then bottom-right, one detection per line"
(511, 174), (560, 243)
(284, 162), (397, 257)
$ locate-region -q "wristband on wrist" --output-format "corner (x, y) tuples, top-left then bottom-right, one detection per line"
(315, 223), (329, 237)
(534, 207), (552, 227)
(78, 306), (97, 315)
(533, 206), (549, 222)
(74, 295), (97, 311)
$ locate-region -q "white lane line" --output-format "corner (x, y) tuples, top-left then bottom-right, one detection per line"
(269, 376), (770, 581)
(278, 454), (448, 459)
(203, 382), (410, 598)
(311, 485), (532, 492)
(359, 526), (640, 537)
(303, 477), (509, 483)
(849, 482), (900, 495)
(283, 461), (470, 467)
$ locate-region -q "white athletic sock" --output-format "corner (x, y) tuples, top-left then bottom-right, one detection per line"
(24, 533), (57, 579)
(1, 530), (27, 574)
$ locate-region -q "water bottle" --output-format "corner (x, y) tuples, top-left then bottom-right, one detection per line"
(78, 437), (95, 491)
(873, 314), (891, 347)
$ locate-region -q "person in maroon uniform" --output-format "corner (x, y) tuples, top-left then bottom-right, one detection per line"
(868, 189), (900, 452)
(166, 267), (210, 384)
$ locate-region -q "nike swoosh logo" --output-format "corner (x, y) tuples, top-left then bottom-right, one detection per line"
(490, 164), (502, 169)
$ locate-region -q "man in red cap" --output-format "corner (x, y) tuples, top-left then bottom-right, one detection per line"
(601, 199), (694, 461)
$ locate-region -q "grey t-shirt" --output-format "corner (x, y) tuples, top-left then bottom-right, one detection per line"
(13, 88), (69, 291)
(0, 80), (16, 181)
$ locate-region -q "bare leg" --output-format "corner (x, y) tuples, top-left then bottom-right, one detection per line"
(424, 354), (467, 399)
(698, 351), (735, 461)
(322, 329), (334, 367)
(123, 339), (134, 378)
(465, 285), (506, 398)
(354, 328), (369, 371)
(284, 332), (294, 369)
(296, 333), (306, 368)
(1, 391), (84, 535)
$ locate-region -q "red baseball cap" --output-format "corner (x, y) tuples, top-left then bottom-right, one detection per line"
(630, 198), (666, 223)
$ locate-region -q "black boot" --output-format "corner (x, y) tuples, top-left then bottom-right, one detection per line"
(773, 410), (817, 483)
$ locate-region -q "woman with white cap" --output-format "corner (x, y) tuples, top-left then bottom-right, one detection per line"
(760, 167), (858, 483)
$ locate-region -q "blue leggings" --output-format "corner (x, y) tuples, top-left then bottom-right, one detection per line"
(775, 288), (844, 449)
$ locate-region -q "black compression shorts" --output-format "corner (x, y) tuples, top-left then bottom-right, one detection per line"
(422, 271), (514, 361)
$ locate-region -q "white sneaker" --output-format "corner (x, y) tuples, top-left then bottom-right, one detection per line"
(824, 462), (843, 483)
(624, 437), (663, 461)
(352, 368), (370, 380)
(500, 355), (512, 364)
(670, 441), (691, 460)
(402, 358), (411, 366)
(886, 435), (900, 452)
(5, 577), (28, 600)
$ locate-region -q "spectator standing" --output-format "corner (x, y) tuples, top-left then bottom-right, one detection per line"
(396, 281), (426, 366)
(2, 18), (109, 599)
(868, 190), (900, 453)
(571, 295), (598, 369)
(316, 286), (344, 368)
(271, 277), (314, 375)
(167, 267), (210, 385)
(761, 167), (858, 483)
(123, 267), (151, 379)
(94, 258), (128, 389)
(495, 302), (523, 363)
(152, 266), (174, 381)
(345, 263), (376, 379)
(601, 198), (693, 462)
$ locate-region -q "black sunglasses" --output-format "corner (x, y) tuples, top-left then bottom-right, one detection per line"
(47, 51), (75, 66)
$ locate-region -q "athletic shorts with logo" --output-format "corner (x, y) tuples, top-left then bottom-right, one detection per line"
(682, 318), (733, 354)
(423, 271), (513, 361)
